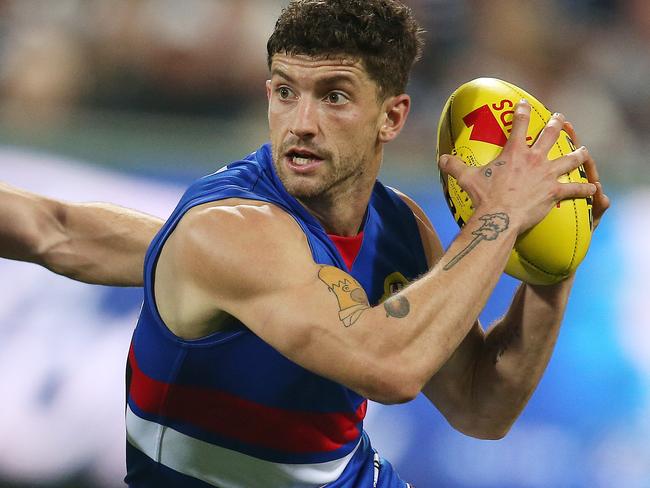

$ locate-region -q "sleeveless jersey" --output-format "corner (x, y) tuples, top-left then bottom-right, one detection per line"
(125, 143), (428, 487)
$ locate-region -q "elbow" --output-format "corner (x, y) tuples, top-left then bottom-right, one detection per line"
(361, 363), (422, 405)
(15, 227), (45, 263)
(461, 422), (512, 441)
(436, 388), (518, 439)
(31, 200), (68, 266)
(448, 412), (515, 440)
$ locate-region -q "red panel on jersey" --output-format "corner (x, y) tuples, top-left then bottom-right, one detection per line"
(328, 231), (364, 271)
(128, 345), (366, 454)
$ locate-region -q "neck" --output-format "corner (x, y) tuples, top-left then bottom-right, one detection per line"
(298, 163), (379, 237)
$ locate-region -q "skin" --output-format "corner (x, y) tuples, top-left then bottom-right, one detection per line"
(0, 183), (161, 286)
(0, 53), (609, 439)
(266, 54), (411, 235)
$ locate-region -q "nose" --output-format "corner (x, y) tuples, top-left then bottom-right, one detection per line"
(290, 97), (318, 139)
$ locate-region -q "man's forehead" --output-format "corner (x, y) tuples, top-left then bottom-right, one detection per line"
(270, 53), (368, 76)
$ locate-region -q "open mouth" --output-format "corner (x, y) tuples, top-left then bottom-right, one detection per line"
(285, 148), (324, 170)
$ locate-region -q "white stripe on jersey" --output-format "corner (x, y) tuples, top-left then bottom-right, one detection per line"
(126, 406), (361, 488)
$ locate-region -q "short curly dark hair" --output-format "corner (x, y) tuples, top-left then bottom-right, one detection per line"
(267, 0), (425, 98)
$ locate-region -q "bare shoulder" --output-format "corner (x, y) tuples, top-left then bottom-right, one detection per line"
(177, 198), (311, 282)
(389, 187), (444, 267)
(154, 198), (315, 338)
(182, 198), (301, 235)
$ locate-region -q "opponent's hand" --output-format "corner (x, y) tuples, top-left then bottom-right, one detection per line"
(563, 121), (610, 231)
(438, 100), (597, 234)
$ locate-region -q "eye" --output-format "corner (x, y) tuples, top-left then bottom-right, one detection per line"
(326, 91), (349, 105)
(277, 86), (294, 100)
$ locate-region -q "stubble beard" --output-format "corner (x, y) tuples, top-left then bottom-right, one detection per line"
(272, 148), (366, 201)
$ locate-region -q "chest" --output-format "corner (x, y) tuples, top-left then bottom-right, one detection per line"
(309, 208), (427, 305)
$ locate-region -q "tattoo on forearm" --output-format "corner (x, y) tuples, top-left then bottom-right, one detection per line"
(492, 322), (522, 364)
(318, 266), (369, 327)
(444, 213), (510, 270)
(384, 295), (410, 318)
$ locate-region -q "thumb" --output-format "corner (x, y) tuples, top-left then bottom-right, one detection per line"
(439, 154), (469, 180)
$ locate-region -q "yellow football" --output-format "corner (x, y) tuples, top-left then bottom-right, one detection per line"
(436, 77), (593, 285)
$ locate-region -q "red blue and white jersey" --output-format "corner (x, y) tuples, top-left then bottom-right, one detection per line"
(125, 144), (428, 487)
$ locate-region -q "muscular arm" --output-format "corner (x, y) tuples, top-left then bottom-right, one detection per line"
(155, 103), (597, 415)
(418, 127), (610, 440)
(0, 182), (163, 286)
(410, 191), (571, 439)
(422, 259), (575, 439)
(156, 198), (520, 405)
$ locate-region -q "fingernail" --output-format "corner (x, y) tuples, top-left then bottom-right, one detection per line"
(519, 98), (528, 105)
(439, 155), (449, 167)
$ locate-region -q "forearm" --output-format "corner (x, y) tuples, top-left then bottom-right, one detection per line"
(0, 183), (61, 262)
(0, 182), (162, 286)
(42, 202), (162, 286)
(344, 208), (519, 400)
(472, 275), (575, 432)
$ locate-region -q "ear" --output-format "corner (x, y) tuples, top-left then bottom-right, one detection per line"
(266, 80), (272, 101)
(378, 94), (411, 143)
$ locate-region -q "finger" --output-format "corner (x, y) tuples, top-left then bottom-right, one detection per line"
(534, 113), (565, 155)
(507, 100), (532, 147)
(554, 182), (597, 201)
(582, 149), (601, 185)
(438, 154), (470, 181)
(593, 182), (611, 219)
(563, 121), (581, 147)
(595, 181), (609, 202)
(591, 186), (611, 230)
(553, 146), (589, 177)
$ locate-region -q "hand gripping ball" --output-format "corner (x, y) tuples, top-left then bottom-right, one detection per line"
(436, 77), (593, 285)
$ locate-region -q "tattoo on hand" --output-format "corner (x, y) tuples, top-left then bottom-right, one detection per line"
(444, 213), (510, 270)
(384, 296), (410, 318)
(318, 266), (369, 327)
(484, 161), (505, 178)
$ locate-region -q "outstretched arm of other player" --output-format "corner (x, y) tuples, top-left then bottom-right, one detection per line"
(0, 182), (163, 286)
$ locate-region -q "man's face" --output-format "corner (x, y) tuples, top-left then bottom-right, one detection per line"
(267, 54), (386, 200)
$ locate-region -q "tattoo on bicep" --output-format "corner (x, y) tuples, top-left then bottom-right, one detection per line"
(318, 266), (369, 327)
(384, 295), (410, 318)
(443, 213), (510, 270)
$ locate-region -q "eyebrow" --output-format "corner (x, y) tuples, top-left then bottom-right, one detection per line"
(270, 68), (359, 89)
(271, 68), (295, 83)
(316, 74), (358, 89)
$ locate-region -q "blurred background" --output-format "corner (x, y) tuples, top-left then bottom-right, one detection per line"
(0, 0), (648, 487)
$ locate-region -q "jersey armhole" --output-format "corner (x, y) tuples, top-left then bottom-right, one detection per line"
(142, 192), (316, 347)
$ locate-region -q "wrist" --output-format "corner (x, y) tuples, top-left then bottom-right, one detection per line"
(472, 203), (529, 236)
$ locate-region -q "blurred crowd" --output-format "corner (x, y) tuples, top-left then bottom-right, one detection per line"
(0, 0), (648, 185)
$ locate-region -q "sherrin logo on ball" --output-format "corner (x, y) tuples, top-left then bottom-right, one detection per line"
(436, 77), (594, 285)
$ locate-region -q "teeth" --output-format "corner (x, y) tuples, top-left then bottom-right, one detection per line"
(293, 156), (311, 166)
